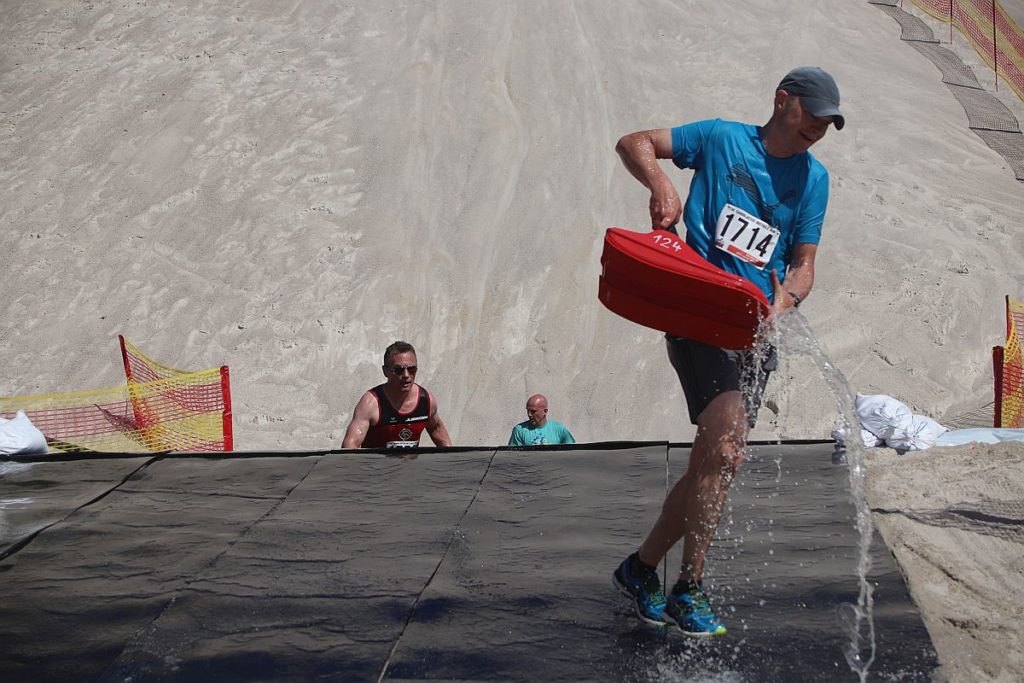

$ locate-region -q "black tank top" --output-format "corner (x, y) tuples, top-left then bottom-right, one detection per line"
(363, 384), (431, 448)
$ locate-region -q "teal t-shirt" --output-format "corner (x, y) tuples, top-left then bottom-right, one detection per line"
(508, 420), (575, 446)
(671, 119), (829, 302)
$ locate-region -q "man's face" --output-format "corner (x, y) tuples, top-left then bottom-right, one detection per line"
(383, 351), (418, 392)
(776, 93), (833, 155)
(526, 400), (548, 427)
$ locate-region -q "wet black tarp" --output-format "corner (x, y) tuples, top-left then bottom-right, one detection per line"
(0, 444), (938, 682)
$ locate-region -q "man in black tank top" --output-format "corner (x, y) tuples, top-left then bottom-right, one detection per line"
(362, 384), (432, 448)
(341, 341), (451, 449)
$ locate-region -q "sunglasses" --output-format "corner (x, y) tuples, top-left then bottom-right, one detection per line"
(389, 364), (418, 375)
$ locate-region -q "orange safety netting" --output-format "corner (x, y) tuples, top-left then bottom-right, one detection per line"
(994, 295), (1024, 427)
(0, 337), (232, 453)
(910, 0), (1024, 101)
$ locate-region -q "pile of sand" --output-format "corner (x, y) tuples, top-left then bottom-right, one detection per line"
(866, 443), (1024, 682)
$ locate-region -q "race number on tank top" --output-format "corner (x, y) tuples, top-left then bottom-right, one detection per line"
(714, 203), (780, 269)
(387, 426), (418, 449)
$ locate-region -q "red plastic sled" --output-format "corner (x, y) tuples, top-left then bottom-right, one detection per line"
(598, 227), (770, 350)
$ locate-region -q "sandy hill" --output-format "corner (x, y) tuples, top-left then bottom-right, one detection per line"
(2, 0), (1022, 449)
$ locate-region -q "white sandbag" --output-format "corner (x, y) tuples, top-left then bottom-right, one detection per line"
(0, 411), (48, 455)
(935, 427), (1024, 447)
(831, 424), (883, 449)
(855, 393), (914, 442)
(884, 413), (947, 451)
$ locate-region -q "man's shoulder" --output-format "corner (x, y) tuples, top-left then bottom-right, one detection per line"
(414, 384), (439, 410)
(508, 421), (530, 446)
(805, 151), (829, 178)
(673, 119), (758, 160)
(543, 420), (571, 435)
(355, 387), (382, 420)
(677, 118), (753, 136)
(546, 420), (575, 444)
(550, 420), (574, 435)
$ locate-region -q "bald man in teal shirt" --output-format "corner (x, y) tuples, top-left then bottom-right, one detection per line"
(507, 394), (575, 446)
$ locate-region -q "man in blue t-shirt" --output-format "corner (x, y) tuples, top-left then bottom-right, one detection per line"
(507, 394), (575, 446)
(610, 67), (844, 637)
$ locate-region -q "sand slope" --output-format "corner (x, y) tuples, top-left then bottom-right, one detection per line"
(2, 0), (1023, 449)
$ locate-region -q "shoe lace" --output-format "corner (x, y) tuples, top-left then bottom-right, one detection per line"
(639, 571), (667, 606)
(682, 588), (714, 616)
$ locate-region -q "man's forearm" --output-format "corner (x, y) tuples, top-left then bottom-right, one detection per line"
(783, 266), (813, 301)
(781, 244), (817, 305)
(616, 133), (670, 191)
(428, 424), (452, 447)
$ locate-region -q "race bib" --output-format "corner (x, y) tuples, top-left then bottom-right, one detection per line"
(387, 426), (418, 449)
(714, 203), (779, 270)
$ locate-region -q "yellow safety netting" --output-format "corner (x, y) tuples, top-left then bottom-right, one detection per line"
(998, 296), (1024, 427)
(1, 337), (232, 453)
(121, 335), (192, 381)
(911, 0), (1024, 102)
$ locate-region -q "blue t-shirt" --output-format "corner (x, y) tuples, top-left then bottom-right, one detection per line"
(508, 420), (575, 446)
(671, 119), (829, 302)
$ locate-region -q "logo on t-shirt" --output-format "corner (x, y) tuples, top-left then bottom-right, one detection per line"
(726, 163), (793, 225)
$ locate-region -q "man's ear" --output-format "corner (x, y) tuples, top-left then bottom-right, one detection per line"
(774, 89), (788, 112)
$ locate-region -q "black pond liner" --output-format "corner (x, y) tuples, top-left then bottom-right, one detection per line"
(0, 443), (938, 682)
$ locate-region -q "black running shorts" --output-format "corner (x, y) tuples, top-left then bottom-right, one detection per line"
(665, 334), (778, 428)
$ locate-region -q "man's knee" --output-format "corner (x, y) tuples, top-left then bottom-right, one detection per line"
(696, 392), (748, 469)
(704, 436), (746, 474)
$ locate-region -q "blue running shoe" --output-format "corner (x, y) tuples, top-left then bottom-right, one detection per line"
(665, 582), (727, 636)
(613, 553), (668, 626)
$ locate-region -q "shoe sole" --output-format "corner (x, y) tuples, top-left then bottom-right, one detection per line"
(674, 625), (727, 638)
(611, 574), (670, 628)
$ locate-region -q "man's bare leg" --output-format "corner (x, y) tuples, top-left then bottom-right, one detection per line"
(636, 390), (749, 580)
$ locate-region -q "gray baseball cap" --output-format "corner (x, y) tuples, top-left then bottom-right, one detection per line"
(778, 66), (845, 130)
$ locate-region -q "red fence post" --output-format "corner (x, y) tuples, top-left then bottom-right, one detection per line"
(220, 365), (233, 451)
(994, 346), (1004, 427)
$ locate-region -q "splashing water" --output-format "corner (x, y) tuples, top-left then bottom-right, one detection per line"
(754, 310), (876, 682)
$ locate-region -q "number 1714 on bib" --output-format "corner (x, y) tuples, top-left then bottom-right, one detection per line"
(713, 203), (779, 270)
